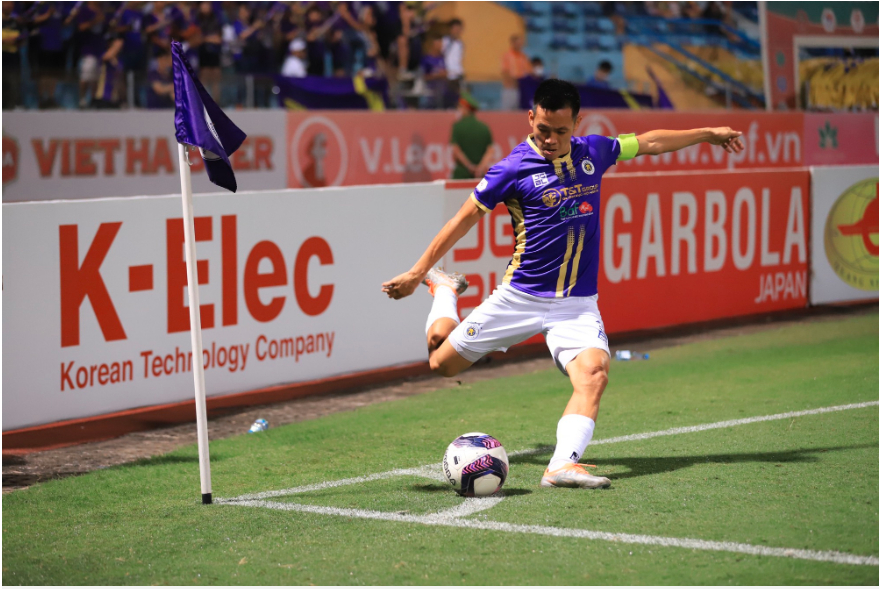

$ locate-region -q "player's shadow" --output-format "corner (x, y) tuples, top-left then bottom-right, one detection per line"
(509, 443), (875, 480)
(412, 483), (532, 496)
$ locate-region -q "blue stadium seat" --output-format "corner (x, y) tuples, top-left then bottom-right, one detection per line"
(550, 32), (580, 51)
(597, 35), (619, 51)
(526, 31), (555, 53)
(522, 1), (549, 16)
(525, 15), (550, 33)
(558, 3), (580, 18)
(595, 18), (616, 33)
(584, 36), (602, 51)
(551, 15), (578, 33)
(582, 2), (603, 16)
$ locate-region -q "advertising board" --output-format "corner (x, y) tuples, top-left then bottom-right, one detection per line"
(809, 166), (879, 304)
(1, 111), (286, 202)
(3, 184), (441, 430)
(285, 111), (809, 189)
(2, 168), (815, 431)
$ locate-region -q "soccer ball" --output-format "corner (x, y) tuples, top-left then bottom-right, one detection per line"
(442, 432), (509, 497)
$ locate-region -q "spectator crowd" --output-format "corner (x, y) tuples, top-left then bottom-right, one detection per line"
(1, 1), (466, 109)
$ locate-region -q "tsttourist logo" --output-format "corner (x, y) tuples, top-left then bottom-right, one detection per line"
(824, 178), (879, 291)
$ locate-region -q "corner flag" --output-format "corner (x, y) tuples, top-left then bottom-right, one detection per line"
(171, 40), (249, 505)
(171, 40), (246, 192)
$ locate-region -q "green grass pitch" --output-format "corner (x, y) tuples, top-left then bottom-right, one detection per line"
(3, 313), (878, 585)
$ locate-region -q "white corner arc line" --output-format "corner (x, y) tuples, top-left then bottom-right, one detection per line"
(224, 499), (879, 567)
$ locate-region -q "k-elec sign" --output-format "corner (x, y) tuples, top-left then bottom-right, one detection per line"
(3, 185), (442, 430)
(1, 110), (286, 202)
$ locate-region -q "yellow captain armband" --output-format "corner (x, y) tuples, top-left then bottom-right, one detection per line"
(616, 133), (639, 161)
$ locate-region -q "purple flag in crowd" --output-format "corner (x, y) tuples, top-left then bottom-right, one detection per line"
(171, 41), (246, 192)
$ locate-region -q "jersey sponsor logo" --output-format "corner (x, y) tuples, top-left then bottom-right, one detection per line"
(580, 158), (595, 176)
(464, 323), (481, 339)
(532, 172), (550, 187)
(476, 178), (488, 192)
(560, 200), (594, 220)
(541, 184), (600, 208)
(542, 188), (562, 207)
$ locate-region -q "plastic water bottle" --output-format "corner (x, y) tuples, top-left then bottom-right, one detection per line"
(614, 350), (650, 361)
(248, 418), (269, 433)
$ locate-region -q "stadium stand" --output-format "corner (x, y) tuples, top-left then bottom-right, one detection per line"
(0, 1), (876, 112)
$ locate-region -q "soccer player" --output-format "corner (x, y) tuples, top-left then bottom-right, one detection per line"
(382, 79), (744, 489)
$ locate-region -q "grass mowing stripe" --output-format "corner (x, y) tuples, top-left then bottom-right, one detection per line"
(223, 400), (879, 501)
(225, 499), (879, 567)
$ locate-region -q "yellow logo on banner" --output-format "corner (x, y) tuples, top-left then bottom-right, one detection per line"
(824, 178), (879, 291)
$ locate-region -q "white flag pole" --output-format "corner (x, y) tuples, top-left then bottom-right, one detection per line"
(177, 142), (213, 505)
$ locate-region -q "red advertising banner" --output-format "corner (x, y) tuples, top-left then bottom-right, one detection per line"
(598, 169), (810, 332)
(287, 111), (812, 189)
(482, 111), (807, 174)
(2, 111), (286, 202)
(804, 113), (879, 166)
(443, 168), (810, 335)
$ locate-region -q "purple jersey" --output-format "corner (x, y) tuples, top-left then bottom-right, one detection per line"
(471, 134), (638, 298)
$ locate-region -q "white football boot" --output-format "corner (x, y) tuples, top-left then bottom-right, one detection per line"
(423, 267), (469, 296)
(541, 463), (611, 489)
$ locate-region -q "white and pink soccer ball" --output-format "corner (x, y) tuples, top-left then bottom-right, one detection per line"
(442, 433), (509, 497)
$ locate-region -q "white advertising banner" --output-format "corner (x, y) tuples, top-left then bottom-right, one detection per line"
(809, 166), (879, 304)
(2, 183), (443, 430)
(2, 110), (286, 202)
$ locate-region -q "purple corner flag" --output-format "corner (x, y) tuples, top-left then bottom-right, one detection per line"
(172, 41), (246, 192)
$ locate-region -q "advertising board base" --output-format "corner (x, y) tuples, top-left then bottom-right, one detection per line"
(2, 360), (431, 454)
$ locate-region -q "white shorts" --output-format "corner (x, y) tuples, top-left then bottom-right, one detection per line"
(448, 284), (610, 375)
(79, 55), (99, 82)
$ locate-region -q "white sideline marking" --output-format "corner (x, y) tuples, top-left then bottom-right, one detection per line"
(224, 499), (878, 567)
(220, 401), (880, 567)
(510, 399), (882, 458)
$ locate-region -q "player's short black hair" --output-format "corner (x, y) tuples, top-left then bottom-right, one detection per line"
(532, 79), (580, 118)
(597, 60), (613, 73)
(449, 18), (463, 27)
(531, 56), (543, 65)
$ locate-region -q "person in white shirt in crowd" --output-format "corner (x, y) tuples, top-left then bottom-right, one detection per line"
(441, 18), (463, 108)
(281, 38), (307, 77)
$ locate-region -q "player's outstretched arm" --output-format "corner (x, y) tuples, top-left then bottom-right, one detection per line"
(382, 198), (485, 300)
(635, 127), (744, 157)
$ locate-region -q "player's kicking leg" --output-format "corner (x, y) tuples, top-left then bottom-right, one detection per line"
(422, 268), (474, 377)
